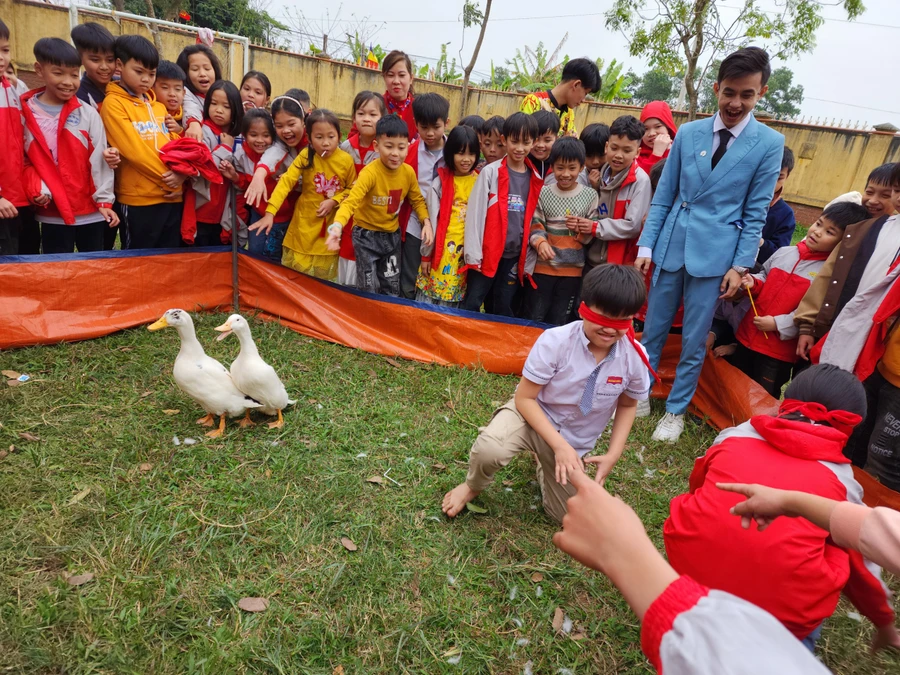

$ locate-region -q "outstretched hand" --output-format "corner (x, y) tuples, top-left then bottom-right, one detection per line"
(717, 483), (793, 531)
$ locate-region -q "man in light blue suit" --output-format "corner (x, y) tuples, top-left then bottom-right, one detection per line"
(635, 47), (784, 443)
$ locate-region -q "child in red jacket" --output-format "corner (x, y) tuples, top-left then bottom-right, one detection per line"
(729, 201), (869, 396)
(0, 19), (28, 255)
(664, 364), (899, 653)
(23, 38), (117, 253)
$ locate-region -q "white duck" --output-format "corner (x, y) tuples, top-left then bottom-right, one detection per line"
(214, 314), (296, 428)
(148, 309), (261, 438)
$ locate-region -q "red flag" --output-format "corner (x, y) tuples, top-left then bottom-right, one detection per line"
(179, 10), (192, 21)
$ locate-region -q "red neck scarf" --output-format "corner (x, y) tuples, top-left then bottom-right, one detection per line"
(385, 90), (412, 116)
(796, 239), (830, 262)
(578, 303), (660, 382)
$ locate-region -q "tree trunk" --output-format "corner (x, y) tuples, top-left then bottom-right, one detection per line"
(143, 0), (164, 52)
(112, 0), (125, 10)
(459, 0), (493, 119)
(683, 0), (709, 121)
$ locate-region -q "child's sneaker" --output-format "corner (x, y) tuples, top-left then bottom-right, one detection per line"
(636, 399), (652, 418)
(651, 412), (684, 444)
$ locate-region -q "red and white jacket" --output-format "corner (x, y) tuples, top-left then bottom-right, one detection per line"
(255, 140), (299, 222)
(194, 120), (234, 228)
(737, 241), (830, 362)
(21, 89), (114, 224)
(0, 76), (27, 209)
(462, 157), (543, 284)
(588, 160), (651, 267)
(664, 413), (895, 640)
(642, 575), (829, 674)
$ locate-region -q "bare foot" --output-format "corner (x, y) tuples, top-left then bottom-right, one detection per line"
(713, 343), (737, 358)
(196, 413), (215, 427)
(442, 482), (480, 517)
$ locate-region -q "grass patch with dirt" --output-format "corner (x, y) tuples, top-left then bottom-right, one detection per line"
(1, 313), (898, 674)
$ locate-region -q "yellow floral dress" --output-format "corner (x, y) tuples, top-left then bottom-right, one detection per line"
(416, 173), (477, 304)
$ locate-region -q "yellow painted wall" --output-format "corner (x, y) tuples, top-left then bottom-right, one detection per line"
(4, 0), (899, 208)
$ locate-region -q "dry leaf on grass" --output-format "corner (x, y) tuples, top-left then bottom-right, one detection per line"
(67, 487), (91, 506)
(366, 370), (377, 378)
(333, 667), (345, 675)
(340, 537), (358, 552)
(237, 597), (269, 613)
(264, 469), (272, 478)
(552, 607), (564, 632)
(66, 572), (94, 586)
(531, 572), (544, 583)
(162, 409), (180, 415)
(385, 357), (402, 368)
(2, 370), (21, 379)
(0, 449), (7, 461)
(140, 390), (153, 398)
(18, 432), (40, 442)
(365, 475), (383, 485)
(571, 626), (586, 640)
(138, 463), (153, 472)
(292, 362), (311, 372)
(465, 503), (487, 514)
(6, 379), (21, 387)
(432, 463), (447, 472)
(308, 399), (319, 405)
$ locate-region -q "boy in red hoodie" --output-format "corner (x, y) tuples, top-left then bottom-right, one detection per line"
(0, 18), (28, 255)
(637, 101), (676, 176)
(664, 364), (899, 653)
(729, 201), (869, 396)
(22, 38), (117, 253)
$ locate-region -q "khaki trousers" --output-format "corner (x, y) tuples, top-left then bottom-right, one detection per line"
(465, 399), (576, 523)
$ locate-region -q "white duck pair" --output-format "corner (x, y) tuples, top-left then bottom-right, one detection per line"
(148, 310), (295, 437)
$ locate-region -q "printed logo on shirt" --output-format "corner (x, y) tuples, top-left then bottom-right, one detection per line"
(508, 193), (525, 213)
(131, 119), (166, 139)
(598, 202), (609, 216)
(371, 189), (404, 216)
(606, 376), (623, 385)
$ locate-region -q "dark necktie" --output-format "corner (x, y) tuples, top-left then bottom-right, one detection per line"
(711, 128), (732, 170)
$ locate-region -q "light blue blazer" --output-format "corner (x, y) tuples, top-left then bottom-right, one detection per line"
(638, 114), (784, 280)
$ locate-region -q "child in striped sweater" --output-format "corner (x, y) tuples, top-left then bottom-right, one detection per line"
(525, 136), (598, 324)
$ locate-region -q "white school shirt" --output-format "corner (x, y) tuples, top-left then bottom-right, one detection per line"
(521, 321), (650, 457)
(405, 144), (444, 239)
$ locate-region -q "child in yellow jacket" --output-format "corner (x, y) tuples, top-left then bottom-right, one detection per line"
(252, 110), (356, 280)
(327, 115), (432, 295)
(100, 36), (185, 249)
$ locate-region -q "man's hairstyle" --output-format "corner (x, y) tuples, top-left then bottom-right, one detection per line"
(821, 201), (870, 230)
(580, 123), (609, 157)
(241, 108), (275, 140)
(560, 57), (601, 94)
(443, 125), (480, 172)
(459, 115), (485, 134)
(482, 115), (505, 136)
(71, 22), (115, 55)
(176, 44), (222, 94)
(783, 364), (866, 419)
(870, 162), (896, 187)
(376, 113), (409, 139)
(0, 18), (9, 41)
(717, 46), (771, 86)
(203, 80), (243, 137)
(581, 264), (647, 317)
(532, 109), (560, 136)
(502, 112), (539, 142)
(781, 146), (795, 175)
(156, 60), (186, 83)
(33, 38), (81, 68)
(240, 70), (272, 98)
(412, 92), (450, 126)
(114, 35), (159, 70)
(609, 115), (645, 142)
(549, 136), (585, 166)
(649, 158), (667, 192)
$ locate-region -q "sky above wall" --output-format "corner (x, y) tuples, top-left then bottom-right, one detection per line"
(268, 0), (900, 128)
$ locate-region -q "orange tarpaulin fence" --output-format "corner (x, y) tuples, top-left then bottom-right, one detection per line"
(0, 248), (895, 508)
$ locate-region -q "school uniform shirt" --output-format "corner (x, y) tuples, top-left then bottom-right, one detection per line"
(857, 215), (900, 293)
(405, 143), (444, 240)
(504, 167), (531, 258)
(193, 121), (235, 227)
(735, 240), (829, 363)
(182, 89), (204, 129)
(100, 82), (178, 206)
(521, 320), (651, 457)
(527, 183), (598, 277)
(268, 147), (356, 257)
(21, 90), (114, 225)
(333, 160), (427, 234)
(664, 415), (894, 640)
(587, 160), (651, 267)
(0, 76), (27, 209)
(256, 141), (299, 221)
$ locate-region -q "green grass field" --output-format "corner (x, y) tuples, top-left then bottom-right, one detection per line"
(1, 313), (898, 674)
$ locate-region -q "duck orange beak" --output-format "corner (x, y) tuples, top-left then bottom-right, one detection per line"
(148, 316), (168, 331)
(214, 321), (233, 341)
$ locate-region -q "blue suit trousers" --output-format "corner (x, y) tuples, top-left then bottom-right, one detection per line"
(642, 268), (723, 415)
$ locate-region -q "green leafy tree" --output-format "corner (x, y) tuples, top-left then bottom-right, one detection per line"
(459, 0), (493, 116)
(596, 57), (633, 102)
(504, 35), (569, 92)
(630, 68), (677, 105)
(605, 0), (865, 119)
(758, 66), (804, 119)
(435, 43), (463, 83)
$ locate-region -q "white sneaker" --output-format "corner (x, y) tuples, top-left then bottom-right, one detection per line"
(636, 399), (652, 418)
(651, 413), (685, 444)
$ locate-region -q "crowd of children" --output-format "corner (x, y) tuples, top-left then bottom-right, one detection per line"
(4, 19), (900, 667)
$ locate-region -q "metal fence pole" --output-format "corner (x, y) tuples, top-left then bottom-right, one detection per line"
(231, 184), (239, 312)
